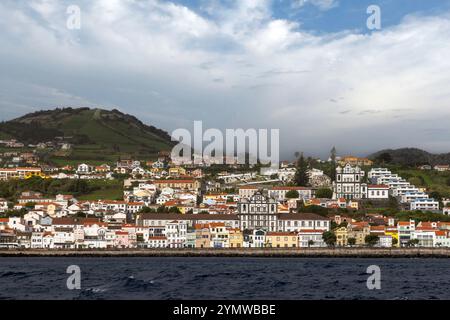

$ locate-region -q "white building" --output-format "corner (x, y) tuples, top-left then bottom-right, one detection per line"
(268, 186), (312, 202)
(238, 186), (259, 200)
(376, 235), (393, 248)
(401, 192), (429, 204)
(147, 236), (167, 248)
(411, 230), (435, 247)
(298, 230), (326, 247)
(410, 198), (440, 212)
(368, 168), (392, 180)
(333, 163), (367, 200)
(76, 163), (92, 174)
(166, 220), (187, 248)
(248, 229), (266, 248)
(367, 185), (390, 199)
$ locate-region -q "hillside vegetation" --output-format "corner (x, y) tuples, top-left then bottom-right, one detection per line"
(0, 107), (174, 164)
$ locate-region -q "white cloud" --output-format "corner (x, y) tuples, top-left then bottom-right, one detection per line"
(292, 0), (339, 11)
(0, 1), (450, 157)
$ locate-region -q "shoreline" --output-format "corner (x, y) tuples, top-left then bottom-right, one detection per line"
(2, 248), (450, 258)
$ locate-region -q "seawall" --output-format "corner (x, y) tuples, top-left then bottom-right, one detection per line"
(2, 248), (450, 258)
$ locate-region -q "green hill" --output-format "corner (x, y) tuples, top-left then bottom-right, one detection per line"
(369, 148), (450, 166)
(0, 107), (174, 164)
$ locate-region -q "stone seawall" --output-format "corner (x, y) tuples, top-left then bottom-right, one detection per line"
(2, 248), (450, 257)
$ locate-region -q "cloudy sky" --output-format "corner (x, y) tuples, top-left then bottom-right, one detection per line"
(1, 0), (450, 159)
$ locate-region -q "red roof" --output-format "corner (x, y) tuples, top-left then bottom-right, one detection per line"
(368, 184), (390, 189)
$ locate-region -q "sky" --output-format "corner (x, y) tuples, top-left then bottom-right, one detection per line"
(1, 0), (450, 160)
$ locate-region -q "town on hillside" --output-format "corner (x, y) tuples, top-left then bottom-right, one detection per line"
(1, 146), (450, 249)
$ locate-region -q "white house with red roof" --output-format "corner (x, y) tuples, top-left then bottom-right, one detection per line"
(367, 184), (390, 199)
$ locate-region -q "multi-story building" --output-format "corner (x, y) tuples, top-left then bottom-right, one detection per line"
(0, 167), (42, 180)
(228, 228), (243, 248)
(398, 220), (416, 246)
(297, 230), (326, 247)
(410, 198), (440, 212)
(333, 163), (367, 200)
(338, 156), (373, 167)
(166, 220), (187, 248)
(238, 191), (278, 231)
(238, 186), (259, 200)
(265, 232), (298, 248)
(153, 179), (201, 192)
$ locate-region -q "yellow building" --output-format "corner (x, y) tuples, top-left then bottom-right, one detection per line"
(153, 179), (201, 191)
(385, 229), (399, 247)
(335, 227), (348, 246)
(348, 200), (359, 210)
(228, 228), (243, 248)
(265, 232), (298, 248)
(204, 193), (228, 202)
(169, 167), (186, 177)
(338, 156), (373, 167)
(25, 171), (49, 179)
(348, 225), (370, 246)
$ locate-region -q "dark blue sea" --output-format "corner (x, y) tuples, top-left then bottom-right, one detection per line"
(0, 257), (448, 300)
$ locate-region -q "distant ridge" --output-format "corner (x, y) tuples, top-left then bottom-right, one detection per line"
(0, 107), (174, 162)
(369, 148), (450, 166)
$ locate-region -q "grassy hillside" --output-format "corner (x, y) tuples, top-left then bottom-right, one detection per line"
(392, 167), (450, 198)
(0, 107), (174, 164)
(370, 148), (450, 166)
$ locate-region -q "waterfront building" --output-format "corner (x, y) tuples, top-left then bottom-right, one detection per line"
(147, 236), (167, 248)
(166, 220), (187, 248)
(335, 226), (349, 246)
(398, 220), (416, 247)
(265, 232), (298, 248)
(297, 230), (326, 248)
(228, 228), (243, 248)
(194, 224), (211, 248)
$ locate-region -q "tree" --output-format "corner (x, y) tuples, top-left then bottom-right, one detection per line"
(347, 237), (356, 246)
(322, 231), (336, 247)
(338, 221), (348, 228)
(74, 212), (87, 218)
(168, 206), (181, 213)
(407, 239), (420, 247)
(315, 188), (333, 199)
(285, 190), (299, 199)
(392, 238), (398, 246)
(429, 191), (442, 202)
(365, 234), (379, 247)
(139, 206), (156, 213)
(329, 146), (337, 180)
(307, 240), (315, 247)
(294, 153), (309, 186)
(376, 152), (392, 164)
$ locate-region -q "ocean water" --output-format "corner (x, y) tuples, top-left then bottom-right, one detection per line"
(0, 257), (449, 300)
